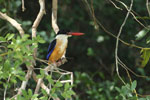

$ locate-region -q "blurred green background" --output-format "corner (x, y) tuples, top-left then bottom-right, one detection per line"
(1, 0), (150, 99)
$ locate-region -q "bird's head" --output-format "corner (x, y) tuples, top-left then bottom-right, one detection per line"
(57, 29), (84, 37)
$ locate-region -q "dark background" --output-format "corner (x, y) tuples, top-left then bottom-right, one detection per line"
(1, 0), (150, 99)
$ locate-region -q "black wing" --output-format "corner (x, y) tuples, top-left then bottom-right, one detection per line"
(46, 39), (56, 60)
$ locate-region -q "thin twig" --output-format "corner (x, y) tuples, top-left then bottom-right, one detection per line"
(3, 76), (10, 100)
(115, 0), (133, 85)
(146, 0), (150, 17)
(34, 58), (67, 94)
(117, 58), (138, 99)
(116, 0), (146, 29)
(83, 0), (142, 49)
(109, 0), (123, 10)
(118, 57), (150, 79)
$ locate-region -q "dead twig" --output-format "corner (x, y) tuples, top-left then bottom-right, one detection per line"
(115, 0), (133, 85)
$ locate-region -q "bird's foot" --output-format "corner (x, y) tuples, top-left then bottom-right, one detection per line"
(60, 57), (68, 64)
(56, 58), (67, 67)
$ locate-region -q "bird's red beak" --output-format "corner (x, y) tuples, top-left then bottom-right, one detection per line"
(68, 32), (84, 36)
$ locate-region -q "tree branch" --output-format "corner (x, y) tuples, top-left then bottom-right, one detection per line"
(17, 0), (46, 96)
(52, 0), (59, 34)
(22, 0), (26, 12)
(146, 0), (150, 17)
(17, 67), (33, 95)
(32, 0), (46, 59)
(0, 12), (24, 37)
(34, 58), (67, 94)
(32, 71), (50, 94)
(115, 0), (133, 85)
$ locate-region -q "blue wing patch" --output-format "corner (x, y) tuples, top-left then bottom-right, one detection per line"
(46, 39), (56, 60)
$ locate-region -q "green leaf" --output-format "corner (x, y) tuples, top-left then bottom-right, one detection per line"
(28, 89), (32, 97)
(40, 69), (45, 78)
(38, 39), (45, 43)
(0, 56), (2, 61)
(115, 87), (121, 92)
(24, 61), (32, 66)
(62, 90), (75, 99)
(17, 95), (24, 100)
(41, 88), (48, 96)
(131, 80), (137, 91)
(0, 37), (6, 41)
(39, 96), (48, 100)
(11, 77), (17, 84)
(140, 49), (150, 67)
(36, 75), (43, 79)
(46, 75), (54, 85)
(67, 90), (75, 95)
(4, 60), (10, 71)
(6, 34), (15, 41)
(22, 90), (28, 98)
(14, 60), (22, 68)
(64, 83), (70, 91)
(87, 47), (94, 56)
(55, 81), (63, 87)
(146, 36), (150, 44)
(31, 94), (38, 99)
(135, 26), (150, 40)
(1, 8), (6, 13)
(37, 35), (45, 43)
(17, 76), (25, 81)
(51, 93), (58, 98)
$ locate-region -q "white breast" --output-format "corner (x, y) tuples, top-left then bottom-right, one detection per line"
(56, 35), (68, 53)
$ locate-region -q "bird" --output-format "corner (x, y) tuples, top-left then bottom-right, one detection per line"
(46, 29), (84, 64)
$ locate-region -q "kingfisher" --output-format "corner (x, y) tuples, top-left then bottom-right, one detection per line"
(46, 29), (84, 64)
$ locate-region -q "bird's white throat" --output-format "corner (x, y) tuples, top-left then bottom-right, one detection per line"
(56, 35), (68, 53)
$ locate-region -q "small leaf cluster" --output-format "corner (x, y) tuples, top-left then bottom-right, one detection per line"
(38, 73), (75, 99)
(0, 33), (45, 98)
(74, 72), (150, 100)
(115, 80), (137, 100)
(15, 89), (38, 100)
(140, 49), (150, 67)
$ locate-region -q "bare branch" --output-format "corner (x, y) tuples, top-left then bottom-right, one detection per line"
(116, 0), (146, 28)
(0, 12), (24, 37)
(115, 0), (133, 85)
(22, 0), (26, 12)
(32, 0), (46, 59)
(34, 58), (67, 94)
(17, 67), (33, 95)
(3, 76), (10, 100)
(52, 0), (59, 34)
(32, 71), (50, 94)
(34, 78), (43, 94)
(109, 0), (122, 10)
(146, 0), (150, 17)
(32, 0), (46, 38)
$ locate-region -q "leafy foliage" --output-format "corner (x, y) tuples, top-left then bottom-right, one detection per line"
(1, 0), (150, 100)
(140, 49), (150, 67)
